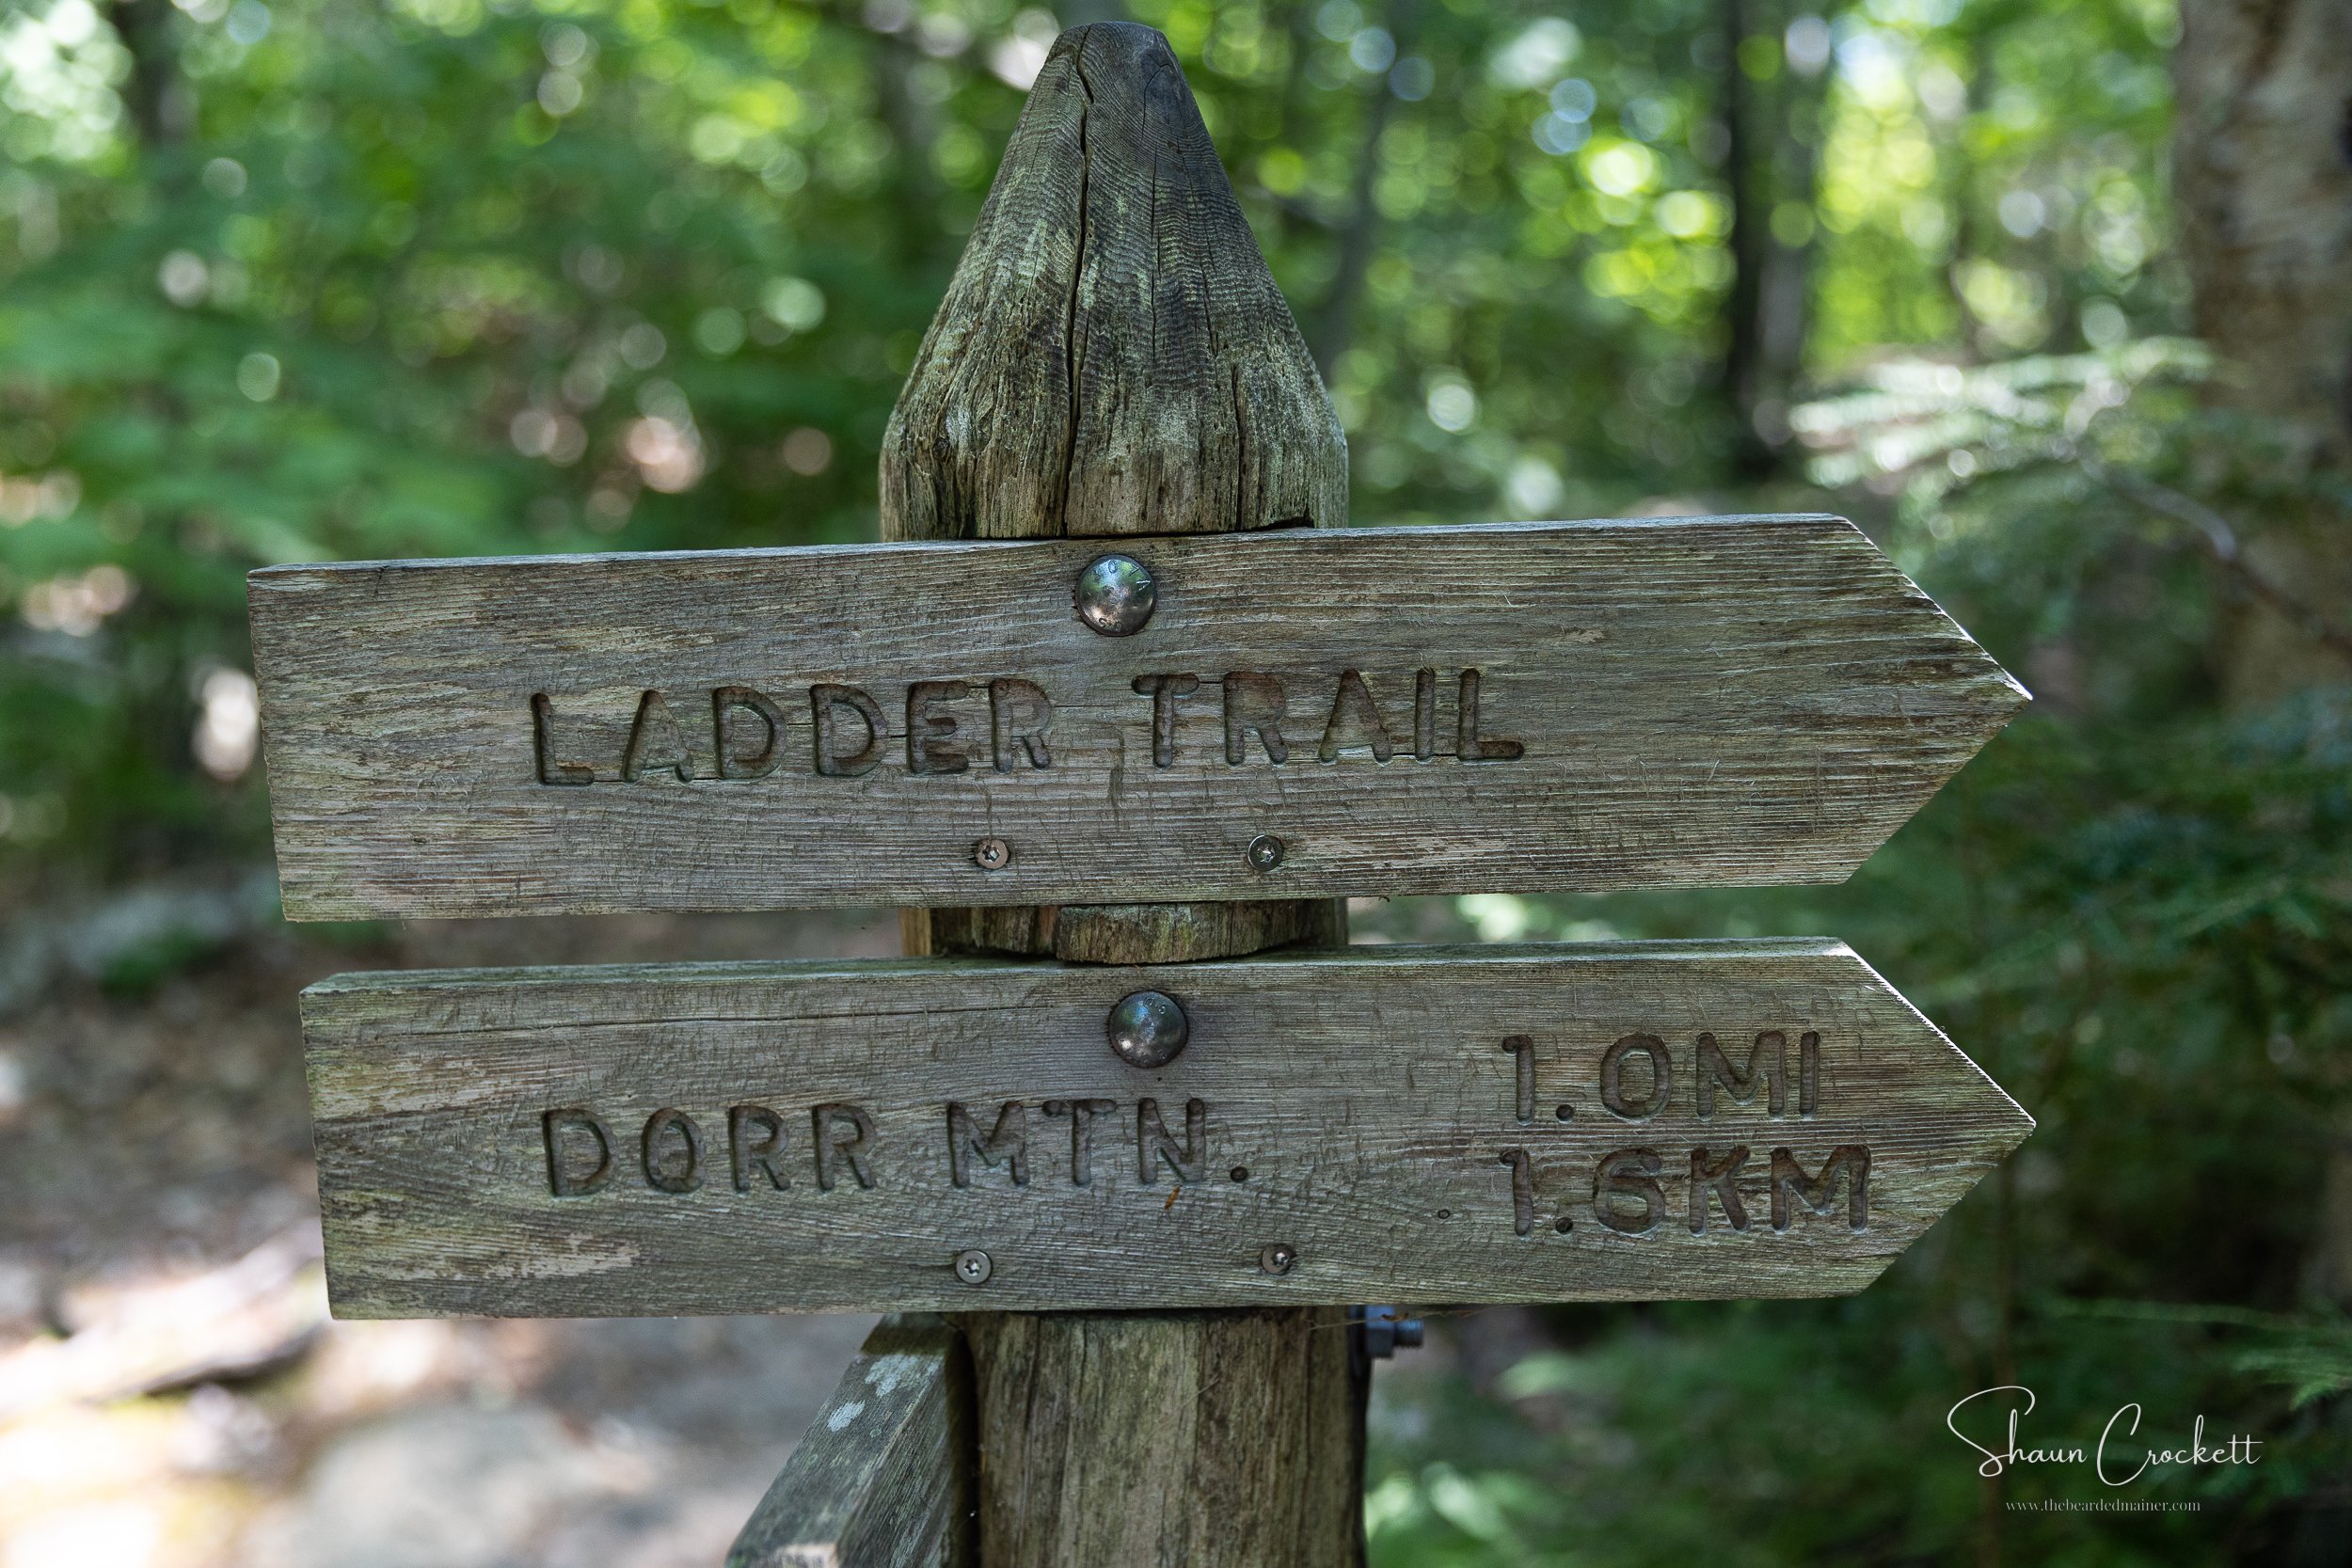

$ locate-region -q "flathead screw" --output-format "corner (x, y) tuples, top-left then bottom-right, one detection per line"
(1106, 990), (1189, 1069)
(1247, 834), (1286, 871)
(973, 837), (1011, 871)
(954, 1248), (993, 1285)
(1260, 1243), (1298, 1275)
(1074, 554), (1156, 637)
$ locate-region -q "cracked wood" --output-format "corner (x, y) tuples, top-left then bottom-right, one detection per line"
(878, 23), (1345, 542)
(874, 31), (1363, 1568)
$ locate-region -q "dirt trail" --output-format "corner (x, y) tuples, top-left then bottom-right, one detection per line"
(0, 903), (898, 1568)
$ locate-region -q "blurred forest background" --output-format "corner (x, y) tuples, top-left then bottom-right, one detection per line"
(0, 0), (2348, 1561)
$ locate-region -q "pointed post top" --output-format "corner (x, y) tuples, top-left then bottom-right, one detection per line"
(881, 22), (1347, 543)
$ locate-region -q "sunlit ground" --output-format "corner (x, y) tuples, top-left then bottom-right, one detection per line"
(0, 893), (1503, 1568)
(0, 905), (900, 1568)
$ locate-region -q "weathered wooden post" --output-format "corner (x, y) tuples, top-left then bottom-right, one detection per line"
(246, 21), (2036, 1568)
(881, 23), (1362, 1564)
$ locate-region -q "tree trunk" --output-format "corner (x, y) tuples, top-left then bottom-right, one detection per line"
(111, 0), (191, 148)
(880, 23), (1364, 1566)
(2173, 0), (2352, 711)
(2173, 0), (2352, 1300)
(1310, 0), (1419, 377)
(1719, 0), (1820, 473)
(2174, 0), (2352, 467)
(1721, 0), (1770, 471)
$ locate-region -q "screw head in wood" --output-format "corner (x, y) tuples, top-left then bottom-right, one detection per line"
(954, 1248), (993, 1285)
(1246, 834), (1285, 871)
(1074, 554), (1156, 636)
(973, 836), (1011, 870)
(1260, 1243), (1298, 1275)
(1106, 990), (1188, 1069)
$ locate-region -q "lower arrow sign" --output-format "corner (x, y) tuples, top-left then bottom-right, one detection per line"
(302, 941), (2030, 1318)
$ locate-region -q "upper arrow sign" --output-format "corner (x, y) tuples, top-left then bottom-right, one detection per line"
(249, 515), (2026, 920)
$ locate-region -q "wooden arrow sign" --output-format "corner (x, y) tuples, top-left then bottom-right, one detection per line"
(248, 516), (2026, 921)
(302, 940), (2030, 1319)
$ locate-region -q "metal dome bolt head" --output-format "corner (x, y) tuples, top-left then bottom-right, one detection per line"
(1355, 1305), (1425, 1360)
(1106, 990), (1189, 1069)
(1074, 554), (1157, 636)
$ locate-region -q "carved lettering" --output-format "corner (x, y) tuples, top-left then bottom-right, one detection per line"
(1318, 670), (1394, 762)
(620, 689), (693, 782)
(811, 685), (886, 776)
(1136, 1098), (1207, 1184)
(1689, 1145), (1752, 1232)
(947, 1101), (1030, 1188)
(1697, 1031), (1788, 1117)
(1041, 1097), (1116, 1186)
(1599, 1032), (1672, 1120)
(812, 1103), (878, 1190)
(641, 1106), (705, 1194)
(1502, 1036), (1535, 1123)
(528, 671), (1522, 783)
(728, 1104), (789, 1192)
(1594, 1148), (1666, 1234)
(1771, 1146), (1869, 1230)
(543, 1108), (613, 1195)
(988, 678), (1053, 771)
(712, 686), (786, 781)
(1222, 673), (1289, 764)
(1133, 673), (1201, 768)
(1499, 1148), (1534, 1237)
(531, 694), (595, 785)
(905, 679), (972, 775)
(1456, 669), (1524, 761)
(1800, 1030), (1820, 1115)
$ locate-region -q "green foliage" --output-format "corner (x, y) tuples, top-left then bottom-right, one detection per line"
(2066, 1302), (2352, 1412)
(0, 0), (2179, 878)
(1367, 346), (2352, 1560)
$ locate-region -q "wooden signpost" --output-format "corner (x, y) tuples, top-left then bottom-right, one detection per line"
(248, 23), (2033, 1568)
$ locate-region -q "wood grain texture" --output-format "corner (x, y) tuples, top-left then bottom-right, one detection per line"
(298, 941), (2031, 1318)
(954, 1308), (1361, 1568)
(877, 23), (1345, 542)
(877, 31), (1360, 1560)
(1045, 898), (1344, 964)
(247, 517), (2027, 921)
(727, 1315), (972, 1568)
(905, 899), (1343, 964)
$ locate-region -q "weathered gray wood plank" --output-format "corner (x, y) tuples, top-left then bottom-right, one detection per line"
(878, 23), (1346, 542)
(904, 899), (1345, 965)
(877, 31), (1365, 1565)
(248, 517), (2026, 921)
(955, 1308), (1361, 1568)
(299, 941), (2031, 1319)
(727, 1315), (970, 1568)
